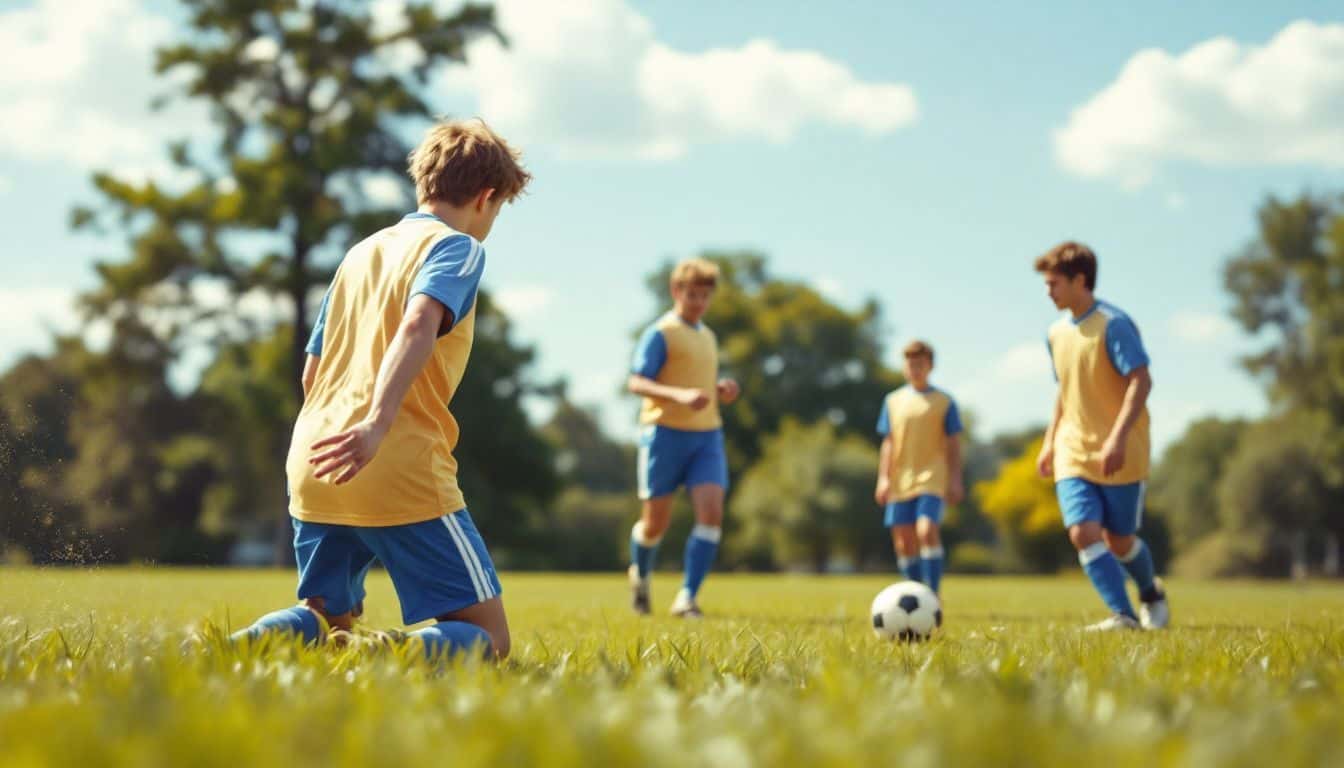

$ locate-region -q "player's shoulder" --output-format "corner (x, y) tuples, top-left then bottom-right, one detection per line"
(1095, 299), (1141, 333)
(927, 386), (956, 406)
(1047, 312), (1074, 338)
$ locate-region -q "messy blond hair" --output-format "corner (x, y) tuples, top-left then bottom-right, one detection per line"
(408, 118), (531, 206)
(1034, 241), (1098, 291)
(669, 258), (720, 291)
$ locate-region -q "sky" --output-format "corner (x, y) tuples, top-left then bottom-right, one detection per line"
(2, 0), (1343, 452)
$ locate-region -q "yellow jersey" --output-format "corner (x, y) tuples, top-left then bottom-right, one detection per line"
(877, 385), (963, 501)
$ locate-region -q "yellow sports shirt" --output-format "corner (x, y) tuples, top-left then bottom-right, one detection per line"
(632, 312), (722, 431)
(1047, 300), (1151, 485)
(286, 212), (486, 526)
(878, 386), (963, 501)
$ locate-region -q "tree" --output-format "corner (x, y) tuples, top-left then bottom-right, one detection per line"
(732, 419), (884, 572)
(974, 437), (1073, 572)
(73, 0), (503, 402)
(639, 253), (904, 472)
(1148, 417), (1248, 553)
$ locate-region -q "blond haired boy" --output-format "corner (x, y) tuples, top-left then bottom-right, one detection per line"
(626, 258), (740, 617)
(232, 119), (530, 659)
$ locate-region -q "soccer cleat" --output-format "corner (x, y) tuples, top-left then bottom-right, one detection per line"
(669, 588), (703, 619)
(1140, 578), (1170, 630)
(1084, 613), (1140, 632)
(628, 565), (651, 615)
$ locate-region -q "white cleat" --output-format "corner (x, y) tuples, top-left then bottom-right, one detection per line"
(669, 588), (703, 619)
(1140, 578), (1170, 630)
(1084, 613), (1140, 632)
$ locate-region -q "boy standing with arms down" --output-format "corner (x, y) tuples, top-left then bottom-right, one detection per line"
(1035, 242), (1170, 631)
(874, 341), (964, 594)
(231, 119), (530, 659)
(626, 259), (740, 618)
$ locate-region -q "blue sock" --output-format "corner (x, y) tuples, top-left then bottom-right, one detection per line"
(920, 546), (945, 593)
(1079, 543), (1137, 619)
(230, 605), (324, 644)
(682, 524), (721, 597)
(410, 621), (493, 661)
(629, 521), (661, 579)
(1118, 539), (1160, 601)
(897, 555), (922, 583)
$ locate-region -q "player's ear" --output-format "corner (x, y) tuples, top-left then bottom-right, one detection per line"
(476, 188), (497, 212)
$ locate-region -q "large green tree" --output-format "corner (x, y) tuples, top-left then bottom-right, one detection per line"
(1148, 417), (1248, 554)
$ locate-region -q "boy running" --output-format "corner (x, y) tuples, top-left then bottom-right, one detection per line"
(231, 119), (531, 659)
(626, 259), (739, 618)
(874, 341), (964, 594)
(1034, 241), (1169, 631)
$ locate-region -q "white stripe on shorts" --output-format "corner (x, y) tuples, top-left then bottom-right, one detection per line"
(636, 437), (651, 500)
(448, 513), (494, 600)
(441, 515), (487, 601)
(1135, 482), (1146, 530)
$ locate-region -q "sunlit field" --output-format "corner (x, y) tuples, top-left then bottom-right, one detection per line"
(1, 569), (1341, 767)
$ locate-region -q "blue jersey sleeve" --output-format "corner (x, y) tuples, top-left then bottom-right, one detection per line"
(944, 398), (963, 436)
(876, 400), (890, 436)
(410, 234), (486, 334)
(1105, 316), (1150, 376)
(305, 288), (331, 356)
(631, 327), (668, 379)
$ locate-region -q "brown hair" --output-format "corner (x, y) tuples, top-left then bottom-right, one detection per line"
(408, 118), (532, 206)
(669, 258), (720, 290)
(1034, 241), (1097, 291)
(904, 340), (934, 364)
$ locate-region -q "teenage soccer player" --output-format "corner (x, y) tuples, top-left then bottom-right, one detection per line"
(230, 119), (531, 659)
(626, 259), (740, 618)
(1034, 241), (1169, 631)
(874, 341), (964, 594)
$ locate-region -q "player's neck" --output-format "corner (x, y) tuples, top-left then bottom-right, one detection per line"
(420, 201), (482, 240)
(1067, 293), (1097, 320)
(672, 306), (702, 327)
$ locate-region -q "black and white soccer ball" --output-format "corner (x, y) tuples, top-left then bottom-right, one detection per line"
(871, 581), (942, 641)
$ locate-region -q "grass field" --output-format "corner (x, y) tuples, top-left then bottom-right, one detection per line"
(1, 568), (1342, 767)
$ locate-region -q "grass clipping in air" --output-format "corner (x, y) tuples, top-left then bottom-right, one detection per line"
(1, 569), (1341, 767)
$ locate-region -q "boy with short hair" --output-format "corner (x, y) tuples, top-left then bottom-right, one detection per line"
(1034, 241), (1169, 631)
(626, 258), (740, 618)
(874, 341), (963, 594)
(231, 118), (531, 659)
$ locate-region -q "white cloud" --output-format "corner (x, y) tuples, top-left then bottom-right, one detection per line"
(992, 341), (1050, 383)
(0, 287), (78, 368)
(1164, 192), (1187, 211)
(359, 174), (411, 207)
(1055, 20), (1344, 187)
(493, 285), (553, 318)
(1170, 310), (1235, 343)
(815, 276), (846, 303)
(437, 0), (918, 160)
(0, 0), (203, 176)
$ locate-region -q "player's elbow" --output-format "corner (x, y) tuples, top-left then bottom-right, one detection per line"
(626, 374), (646, 394)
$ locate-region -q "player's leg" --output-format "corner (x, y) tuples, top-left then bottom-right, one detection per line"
(1058, 479), (1138, 629)
(629, 496), (674, 614)
(231, 518), (364, 644)
(671, 430), (730, 617)
(886, 500), (921, 582)
(915, 496), (946, 594)
(360, 509), (507, 661)
(1101, 483), (1167, 629)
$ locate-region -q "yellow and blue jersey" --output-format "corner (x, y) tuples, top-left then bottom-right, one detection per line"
(631, 312), (722, 432)
(877, 386), (963, 501)
(1047, 300), (1151, 486)
(287, 212), (486, 527)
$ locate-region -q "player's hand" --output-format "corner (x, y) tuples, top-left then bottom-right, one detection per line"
(309, 420), (389, 485)
(677, 388), (712, 410)
(717, 378), (740, 405)
(874, 478), (890, 506)
(947, 478), (965, 506)
(1036, 442), (1055, 478)
(1100, 434), (1126, 477)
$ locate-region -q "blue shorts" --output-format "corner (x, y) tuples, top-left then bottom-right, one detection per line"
(1056, 478), (1145, 535)
(637, 425), (729, 500)
(885, 495), (944, 527)
(291, 509), (502, 625)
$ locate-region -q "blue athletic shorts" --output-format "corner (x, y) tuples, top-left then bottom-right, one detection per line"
(637, 425), (729, 500)
(884, 494), (945, 527)
(1055, 478), (1145, 535)
(291, 509), (502, 625)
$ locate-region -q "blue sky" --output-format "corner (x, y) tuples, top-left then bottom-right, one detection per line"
(2, 1), (1342, 451)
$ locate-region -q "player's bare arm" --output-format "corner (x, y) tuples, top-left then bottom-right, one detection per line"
(716, 378), (740, 405)
(627, 374), (711, 410)
(1037, 391), (1063, 478)
(875, 434), (893, 505)
(1100, 366), (1152, 478)
(310, 294), (449, 484)
(945, 435), (964, 506)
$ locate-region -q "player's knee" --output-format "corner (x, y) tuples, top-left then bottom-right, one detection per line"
(916, 523), (940, 547)
(489, 628), (511, 661)
(1067, 524), (1101, 551)
(634, 517), (668, 545)
(301, 597), (354, 632)
(1105, 533), (1137, 557)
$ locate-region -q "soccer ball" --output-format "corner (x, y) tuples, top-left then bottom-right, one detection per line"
(871, 581), (942, 641)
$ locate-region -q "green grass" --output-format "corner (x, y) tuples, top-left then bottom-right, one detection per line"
(1, 569), (1342, 767)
